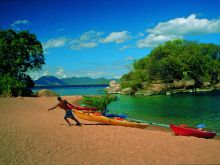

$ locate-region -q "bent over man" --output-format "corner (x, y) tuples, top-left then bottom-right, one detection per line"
(48, 97), (82, 126)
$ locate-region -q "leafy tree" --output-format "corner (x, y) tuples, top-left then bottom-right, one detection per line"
(0, 29), (44, 96)
(81, 94), (117, 114)
(120, 39), (220, 94)
(120, 70), (143, 93)
(159, 56), (183, 83)
(181, 42), (211, 88)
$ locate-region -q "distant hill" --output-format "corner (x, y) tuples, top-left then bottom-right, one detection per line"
(62, 77), (114, 85)
(34, 76), (117, 86)
(34, 76), (66, 86)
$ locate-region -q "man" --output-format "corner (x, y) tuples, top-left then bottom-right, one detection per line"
(48, 97), (82, 126)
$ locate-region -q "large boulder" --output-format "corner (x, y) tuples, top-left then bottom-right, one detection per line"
(135, 90), (155, 96)
(184, 80), (195, 89)
(148, 83), (166, 93)
(121, 87), (132, 95)
(215, 83), (220, 89)
(173, 80), (185, 89)
(106, 80), (121, 93)
(37, 89), (58, 97)
(202, 82), (210, 88)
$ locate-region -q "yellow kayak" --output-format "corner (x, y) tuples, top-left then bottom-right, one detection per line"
(73, 110), (148, 129)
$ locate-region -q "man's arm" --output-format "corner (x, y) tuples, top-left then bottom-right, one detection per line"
(48, 104), (59, 111)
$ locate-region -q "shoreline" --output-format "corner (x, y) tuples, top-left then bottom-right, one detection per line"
(113, 87), (220, 96)
(1, 96), (220, 164)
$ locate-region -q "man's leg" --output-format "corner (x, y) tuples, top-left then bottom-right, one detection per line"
(64, 117), (72, 126)
(71, 115), (81, 126)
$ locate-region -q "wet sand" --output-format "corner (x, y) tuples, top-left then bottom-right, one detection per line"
(0, 96), (220, 165)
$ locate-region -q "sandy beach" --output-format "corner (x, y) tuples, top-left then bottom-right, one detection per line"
(0, 96), (220, 165)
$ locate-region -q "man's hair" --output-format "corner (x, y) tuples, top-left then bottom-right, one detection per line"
(57, 96), (62, 101)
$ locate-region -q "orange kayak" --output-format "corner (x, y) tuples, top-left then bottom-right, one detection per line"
(73, 110), (148, 129)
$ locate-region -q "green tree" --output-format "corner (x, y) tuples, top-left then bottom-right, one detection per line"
(0, 29), (45, 96)
(120, 39), (220, 94)
(120, 71), (143, 93)
(159, 56), (183, 83)
(146, 40), (185, 83)
(181, 42), (211, 88)
(81, 94), (117, 114)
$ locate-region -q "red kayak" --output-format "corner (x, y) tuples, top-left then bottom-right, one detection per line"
(170, 124), (216, 139)
(68, 105), (98, 111)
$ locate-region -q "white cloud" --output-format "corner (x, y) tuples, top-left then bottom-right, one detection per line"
(43, 51), (50, 55)
(55, 68), (67, 78)
(119, 45), (132, 51)
(79, 30), (104, 41)
(42, 70), (49, 77)
(113, 75), (122, 79)
(147, 14), (220, 35)
(137, 34), (181, 48)
(43, 37), (69, 49)
(71, 42), (97, 50)
(102, 31), (131, 44)
(137, 14), (220, 48)
(11, 19), (29, 27)
(70, 30), (103, 50)
(11, 19), (29, 30)
(86, 71), (105, 78)
(125, 56), (134, 61)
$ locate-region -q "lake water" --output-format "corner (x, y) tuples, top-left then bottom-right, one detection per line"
(108, 91), (220, 134)
(32, 84), (108, 96)
(33, 85), (220, 134)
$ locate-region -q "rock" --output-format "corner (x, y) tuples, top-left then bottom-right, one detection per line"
(184, 80), (195, 88)
(215, 83), (220, 89)
(202, 82), (210, 88)
(173, 80), (185, 89)
(37, 89), (58, 97)
(135, 90), (154, 96)
(121, 88), (132, 95)
(166, 91), (171, 95)
(106, 80), (121, 93)
(148, 83), (166, 93)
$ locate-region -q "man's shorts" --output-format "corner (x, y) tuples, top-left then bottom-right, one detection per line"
(64, 110), (74, 119)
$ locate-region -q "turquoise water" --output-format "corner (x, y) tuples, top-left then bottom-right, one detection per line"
(32, 85), (107, 96)
(108, 91), (220, 134)
(33, 85), (220, 134)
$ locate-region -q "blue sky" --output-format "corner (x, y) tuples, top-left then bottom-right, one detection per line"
(1, 0), (220, 79)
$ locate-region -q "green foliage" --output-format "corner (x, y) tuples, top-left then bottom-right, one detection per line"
(120, 71), (143, 92)
(0, 29), (44, 96)
(81, 94), (117, 114)
(120, 39), (220, 92)
(159, 56), (183, 83)
(0, 74), (33, 96)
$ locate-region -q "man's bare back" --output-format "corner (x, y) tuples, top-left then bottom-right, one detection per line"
(57, 100), (72, 111)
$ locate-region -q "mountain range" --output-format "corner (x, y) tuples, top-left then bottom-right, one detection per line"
(34, 76), (117, 86)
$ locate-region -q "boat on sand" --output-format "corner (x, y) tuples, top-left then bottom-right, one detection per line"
(170, 124), (216, 139)
(73, 109), (148, 129)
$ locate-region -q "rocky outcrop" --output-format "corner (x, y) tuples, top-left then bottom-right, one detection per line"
(202, 82), (211, 88)
(37, 89), (58, 97)
(135, 90), (155, 96)
(120, 88), (132, 95)
(148, 83), (166, 93)
(106, 80), (121, 93)
(108, 79), (218, 96)
(184, 80), (195, 89)
(215, 83), (220, 89)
